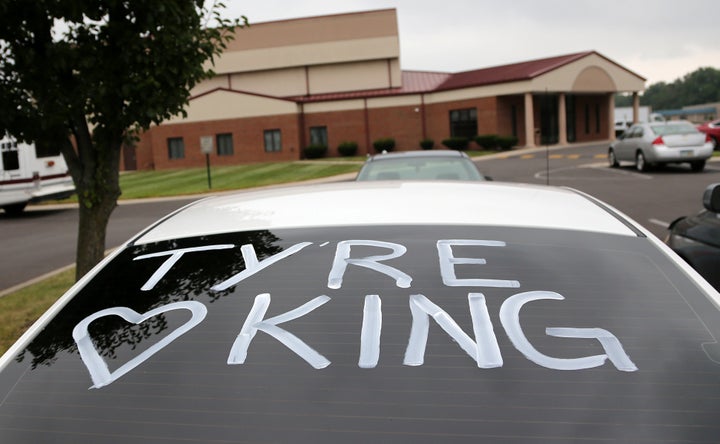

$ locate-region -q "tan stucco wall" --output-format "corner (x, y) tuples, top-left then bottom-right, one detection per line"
(192, 9), (403, 99)
(212, 36), (400, 74)
(210, 9), (400, 75)
(303, 99), (366, 114)
(190, 76), (230, 97)
(309, 59), (398, 94)
(167, 90), (298, 124)
(531, 53), (645, 93)
(228, 67), (308, 97)
(425, 81), (535, 104)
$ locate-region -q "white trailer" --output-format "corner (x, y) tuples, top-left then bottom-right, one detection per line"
(614, 106), (664, 136)
(0, 135), (75, 215)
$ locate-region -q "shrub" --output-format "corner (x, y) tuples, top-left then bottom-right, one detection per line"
(372, 137), (396, 153)
(441, 137), (469, 150)
(337, 141), (358, 157)
(303, 144), (327, 159)
(496, 135), (519, 150)
(475, 134), (498, 150)
(419, 138), (434, 150)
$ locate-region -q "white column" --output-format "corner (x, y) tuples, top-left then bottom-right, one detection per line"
(632, 93), (640, 124)
(558, 93), (567, 146)
(524, 93), (535, 148)
(608, 93), (616, 139)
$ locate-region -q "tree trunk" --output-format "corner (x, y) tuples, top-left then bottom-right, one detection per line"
(75, 189), (118, 280)
(67, 124), (123, 281)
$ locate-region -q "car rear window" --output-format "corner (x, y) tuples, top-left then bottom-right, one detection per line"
(1, 225), (719, 442)
(651, 122), (698, 136)
(357, 157), (483, 180)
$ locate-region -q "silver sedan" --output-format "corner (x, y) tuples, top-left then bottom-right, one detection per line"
(608, 120), (713, 172)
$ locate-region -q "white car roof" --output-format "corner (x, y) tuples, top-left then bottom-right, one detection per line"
(134, 182), (639, 244)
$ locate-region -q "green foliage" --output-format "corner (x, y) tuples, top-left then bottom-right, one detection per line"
(0, 0), (246, 278)
(442, 137), (469, 150)
(338, 141), (358, 156)
(373, 137), (396, 152)
(303, 144), (328, 159)
(615, 67), (720, 110)
(419, 138), (434, 150)
(496, 135), (519, 150)
(475, 134), (498, 149)
(614, 93), (634, 107)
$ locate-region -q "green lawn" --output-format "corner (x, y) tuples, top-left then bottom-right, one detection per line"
(0, 268), (75, 355)
(117, 161), (363, 199)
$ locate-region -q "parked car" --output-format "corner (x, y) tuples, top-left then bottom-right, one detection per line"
(1, 181), (720, 442)
(355, 150), (489, 181)
(696, 119), (720, 150)
(608, 120), (713, 172)
(665, 183), (720, 290)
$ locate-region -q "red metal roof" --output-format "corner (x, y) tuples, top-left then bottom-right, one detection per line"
(436, 51), (595, 90)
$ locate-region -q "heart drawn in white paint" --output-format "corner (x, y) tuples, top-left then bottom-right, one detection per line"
(72, 301), (207, 389)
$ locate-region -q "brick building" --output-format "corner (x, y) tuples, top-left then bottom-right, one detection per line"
(125, 9), (646, 170)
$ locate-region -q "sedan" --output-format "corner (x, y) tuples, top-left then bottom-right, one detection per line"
(1, 181), (720, 442)
(355, 149), (489, 181)
(666, 182), (720, 290)
(608, 120), (713, 172)
(697, 119), (720, 150)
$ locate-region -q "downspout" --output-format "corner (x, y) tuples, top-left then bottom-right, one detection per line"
(364, 98), (371, 155)
(298, 102), (306, 160)
(421, 94), (427, 140)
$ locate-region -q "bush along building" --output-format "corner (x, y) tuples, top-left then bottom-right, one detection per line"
(124, 9), (646, 171)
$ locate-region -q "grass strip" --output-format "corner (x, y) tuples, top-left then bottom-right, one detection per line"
(0, 268), (74, 356)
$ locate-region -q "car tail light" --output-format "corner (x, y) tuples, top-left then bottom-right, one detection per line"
(652, 136), (664, 145)
(705, 133), (712, 143)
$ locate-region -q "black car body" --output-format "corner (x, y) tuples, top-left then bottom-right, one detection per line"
(666, 183), (720, 290)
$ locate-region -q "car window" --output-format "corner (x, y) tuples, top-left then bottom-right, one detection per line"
(1, 225), (720, 441)
(651, 122), (698, 136)
(357, 157), (484, 180)
(625, 126), (640, 138)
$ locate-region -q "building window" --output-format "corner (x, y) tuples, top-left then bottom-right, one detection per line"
(167, 137), (185, 159)
(216, 133), (234, 156)
(264, 129), (282, 152)
(309, 126), (328, 147)
(595, 103), (601, 134)
(449, 108), (477, 139)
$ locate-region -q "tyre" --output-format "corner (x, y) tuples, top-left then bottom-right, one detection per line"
(635, 151), (648, 172)
(690, 160), (705, 172)
(608, 149), (619, 168)
(2, 203), (27, 216)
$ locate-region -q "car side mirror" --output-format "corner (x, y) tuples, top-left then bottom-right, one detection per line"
(702, 183), (720, 212)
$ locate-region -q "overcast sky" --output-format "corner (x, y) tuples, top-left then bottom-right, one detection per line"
(223, 0), (719, 87)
